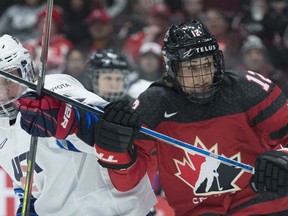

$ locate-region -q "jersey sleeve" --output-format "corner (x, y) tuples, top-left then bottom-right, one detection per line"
(242, 71), (288, 147)
(41, 74), (108, 152)
(44, 74), (108, 108)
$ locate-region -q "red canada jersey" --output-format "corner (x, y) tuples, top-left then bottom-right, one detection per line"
(109, 70), (288, 215)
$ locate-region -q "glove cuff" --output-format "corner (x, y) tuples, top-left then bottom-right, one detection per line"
(54, 104), (77, 139)
(95, 145), (137, 170)
(277, 147), (288, 154)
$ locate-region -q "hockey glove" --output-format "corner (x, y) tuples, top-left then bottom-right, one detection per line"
(13, 92), (77, 139)
(94, 99), (142, 170)
(249, 149), (288, 196)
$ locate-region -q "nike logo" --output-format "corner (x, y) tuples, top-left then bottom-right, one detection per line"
(164, 111), (177, 118)
(0, 138), (7, 149)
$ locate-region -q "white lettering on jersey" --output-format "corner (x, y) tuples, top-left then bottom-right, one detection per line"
(95, 151), (118, 163)
(61, 104), (72, 128)
(192, 197), (207, 204)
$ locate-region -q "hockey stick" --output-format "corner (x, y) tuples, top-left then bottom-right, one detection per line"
(21, 0), (54, 215)
(215, 174), (223, 191)
(0, 70), (255, 174)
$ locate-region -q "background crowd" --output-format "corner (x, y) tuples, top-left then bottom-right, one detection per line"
(1, 0), (288, 98)
(1, 0), (288, 215)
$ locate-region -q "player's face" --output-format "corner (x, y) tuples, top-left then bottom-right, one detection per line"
(96, 69), (125, 96)
(177, 56), (215, 94)
(0, 68), (26, 105)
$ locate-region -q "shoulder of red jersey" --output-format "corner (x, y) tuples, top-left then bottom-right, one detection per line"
(133, 78), (183, 129)
(224, 70), (282, 102)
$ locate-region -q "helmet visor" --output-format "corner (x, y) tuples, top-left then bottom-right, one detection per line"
(0, 66), (27, 106)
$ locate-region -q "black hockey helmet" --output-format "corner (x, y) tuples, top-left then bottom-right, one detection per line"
(86, 49), (131, 102)
(162, 20), (225, 104)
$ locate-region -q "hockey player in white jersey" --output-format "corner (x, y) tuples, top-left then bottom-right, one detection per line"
(0, 34), (156, 215)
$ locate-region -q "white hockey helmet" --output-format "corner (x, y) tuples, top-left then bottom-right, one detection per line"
(0, 34), (37, 120)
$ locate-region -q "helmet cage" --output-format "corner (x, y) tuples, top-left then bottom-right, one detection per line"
(89, 68), (130, 102)
(87, 49), (131, 102)
(162, 20), (225, 104)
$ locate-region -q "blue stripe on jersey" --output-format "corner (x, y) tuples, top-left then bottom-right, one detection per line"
(56, 139), (81, 152)
(75, 106), (101, 130)
(85, 112), (99, 129)
(66, 140), (80, 152)
(56, 139), (67, 150)
(14, 188), (24, 198)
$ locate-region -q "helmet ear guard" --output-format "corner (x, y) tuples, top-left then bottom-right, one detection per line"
(161, 20), (225, 104)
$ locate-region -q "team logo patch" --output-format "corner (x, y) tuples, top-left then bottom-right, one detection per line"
(174, 136), (243, 196)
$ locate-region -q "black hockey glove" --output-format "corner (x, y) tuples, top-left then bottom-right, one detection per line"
(94, 99), (142, 170)
(249, 149), (288, 196)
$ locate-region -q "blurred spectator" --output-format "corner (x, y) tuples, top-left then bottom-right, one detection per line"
(84, 8), (120, 53)
(0, 0), (13, 16)
(181, 0), (205, 22)
(0, 0), (45, 42)
(264, 0), (288, 43)
(137, 42), (163, 81)
(263, 0), (288, 71)
(202, 0), (242, 15)
(238, 35), (274, 76)
(202, 8), (244, 69)
(60, 0), (92, 46)
(125, 0), (156, 22)
(232, 0), (270, 39)
(62, 48), (87, 85)
(237, 35), (288, 95)
(92, 0), (128, 19)
(164, 0), (182, 11)
(123, 2), (171, 63)
(127, 42), (163, 99)
(115, 0), (155, 46)
(24, 6), (74, 74)
(284, 23), (288, 48)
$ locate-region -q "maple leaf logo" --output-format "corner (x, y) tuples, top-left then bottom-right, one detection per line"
(174, 136), (243, 196)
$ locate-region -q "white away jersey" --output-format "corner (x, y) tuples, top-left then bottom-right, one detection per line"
(0, 74), (156, 216)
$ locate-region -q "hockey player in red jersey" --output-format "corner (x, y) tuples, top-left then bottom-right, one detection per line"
(92, 20), (288, 215)
(17, 20), (288, 215)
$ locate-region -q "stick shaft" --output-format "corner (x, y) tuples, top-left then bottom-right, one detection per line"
(36, 0), (53, 96)
(0, 70), (255, 175)
(22, 0), (54, 215)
